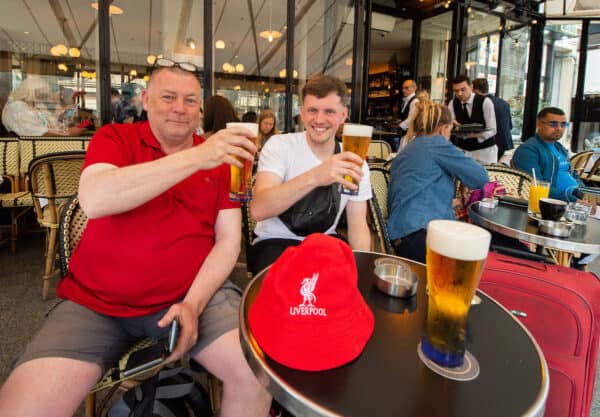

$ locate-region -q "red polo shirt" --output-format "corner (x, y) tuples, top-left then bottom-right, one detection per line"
(57, 122), (239, 317)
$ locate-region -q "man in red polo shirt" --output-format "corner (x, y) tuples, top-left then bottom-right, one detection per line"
(0, 63), (271, 417)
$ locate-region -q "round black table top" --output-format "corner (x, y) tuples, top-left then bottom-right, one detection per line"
(469, 200), (600, 254)
(239, 251), (549, 417)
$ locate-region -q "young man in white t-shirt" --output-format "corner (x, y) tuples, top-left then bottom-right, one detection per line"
(249, 74), (372, 275)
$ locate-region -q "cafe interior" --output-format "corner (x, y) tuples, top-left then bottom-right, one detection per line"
(1, 0), (600, 416)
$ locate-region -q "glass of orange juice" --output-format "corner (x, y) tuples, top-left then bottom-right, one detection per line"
(528, 181), (550, 214)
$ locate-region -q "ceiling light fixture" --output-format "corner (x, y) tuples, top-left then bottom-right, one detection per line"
(259, 0), (282, 42)
(215, 40), (226, 49)
(279, 69), (298, 78)
(91, 2), (124, 15)
(186, 38), (196, 50)
(57, 63), (68, 72)
(69, 47), (80, 58)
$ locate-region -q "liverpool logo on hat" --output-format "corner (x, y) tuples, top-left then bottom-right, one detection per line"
(248, 234), (374, 371)
(290, 273), (327, 316)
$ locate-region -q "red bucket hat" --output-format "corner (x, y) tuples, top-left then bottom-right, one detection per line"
(248, 234), (374, 371)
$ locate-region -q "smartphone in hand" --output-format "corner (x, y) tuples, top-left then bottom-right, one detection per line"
(122, 343), (166, 377)
(168, 318), (179, 353)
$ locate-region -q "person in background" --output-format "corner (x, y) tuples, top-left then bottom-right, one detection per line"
(203, 95), (239, 137)
(0, 63), (271, 417)
(241, 111), (258, 123)
(512, 107), (593, 204)
(398, 89), (430, 152)
(388, 101), (489, 263)
(257, 108), (281, 150)
(2, 75), (85, 136)
(249, 74), (371, 275)
(448, 74), (498, 164)
(472, 78), (514, 160)
(397, 79), (419, 140)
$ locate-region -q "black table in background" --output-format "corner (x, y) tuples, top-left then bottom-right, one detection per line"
(240, 251), (549, 417)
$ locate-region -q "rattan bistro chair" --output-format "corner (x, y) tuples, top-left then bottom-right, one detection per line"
(485, 164), (533, 199)
(367, 140), (392, 161)
(368, 166), (393, 254)
(29, 151), (86, 299)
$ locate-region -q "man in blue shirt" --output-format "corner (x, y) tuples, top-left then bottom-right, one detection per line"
(512, 107), (586, 202)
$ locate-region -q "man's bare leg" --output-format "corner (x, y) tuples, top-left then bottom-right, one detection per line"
(194, 329), (271, 417)
(0, 357), (101, 417)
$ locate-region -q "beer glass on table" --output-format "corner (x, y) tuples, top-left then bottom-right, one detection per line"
(422, 220), (491, 368)
(227, 122), (259, 202)
(341, 123), (373, 195)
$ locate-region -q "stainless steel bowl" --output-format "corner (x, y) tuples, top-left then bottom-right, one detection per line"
(373, 262), (418, 298)
(537, 219), (574, 237)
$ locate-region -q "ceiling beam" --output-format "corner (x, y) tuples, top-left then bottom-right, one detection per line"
(48, 0), (77, 47)
(174, 0), (194, 53)
(246, 0), (262, 76)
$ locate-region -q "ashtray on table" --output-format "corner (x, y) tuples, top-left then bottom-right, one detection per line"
(373, 258), (418, 298)
(537, 219), (574, 237)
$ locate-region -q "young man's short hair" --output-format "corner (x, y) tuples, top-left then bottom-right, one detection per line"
(452, 74), (471, 85)
(301, 74), (347, 102)
(472, 78), (489, 94)
(537, 107), (565, 119)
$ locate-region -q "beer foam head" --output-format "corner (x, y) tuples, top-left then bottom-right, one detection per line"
(343, 123), (373, 137)
(427, 220), (491, 261)
(226, 122), (259, 136)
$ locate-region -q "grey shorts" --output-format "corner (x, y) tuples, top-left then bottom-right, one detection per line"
(15, 281), (241, 373)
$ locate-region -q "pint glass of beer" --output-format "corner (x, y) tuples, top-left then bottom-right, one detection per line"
(226, 122), (259, 202)
(422, 220), (491, 367)
(341, 123), (373, 195)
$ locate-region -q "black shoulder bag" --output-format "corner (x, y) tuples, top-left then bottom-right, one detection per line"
(278, 142), (342, 236)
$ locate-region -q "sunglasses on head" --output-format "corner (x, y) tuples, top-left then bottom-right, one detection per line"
(153, 58), (199, 73)
(542, 121), (569, 128)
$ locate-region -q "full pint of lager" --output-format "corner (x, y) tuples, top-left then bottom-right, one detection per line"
(422, 220), (491, 367)
(226, 122), (259, 202)
(341, 123), (373, 195)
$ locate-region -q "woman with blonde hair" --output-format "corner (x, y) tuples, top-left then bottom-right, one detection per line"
(2, 76), (85, 136)
(257, 108), (280, 149)
(387, 100), (488, 262)
(398, 89), (431, 151)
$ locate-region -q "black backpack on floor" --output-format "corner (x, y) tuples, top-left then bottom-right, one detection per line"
(108, 367), (212, 417)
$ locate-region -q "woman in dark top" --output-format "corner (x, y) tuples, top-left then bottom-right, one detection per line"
(202, 95), (239, 137)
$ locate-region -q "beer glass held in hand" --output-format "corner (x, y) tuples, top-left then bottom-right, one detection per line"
(226, 122), (259, 202)
(422, 220), (491, 368)
(341, 123), (373, 195)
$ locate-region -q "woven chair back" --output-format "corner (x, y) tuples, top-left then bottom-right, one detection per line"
(368, 167), (393, 254)
(570, 150), (594, 175)
(367, 140), (392, 160)
(28, 151), (86, 228)
(18, 136), (90, 177)
(58, 195), (88, 276)
(0, 137), (20, 192)
(484, 164), (532, 199)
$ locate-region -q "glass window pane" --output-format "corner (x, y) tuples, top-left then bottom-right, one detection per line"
(498, 22), (530, 146)
(580, 22), (600, 150)
(465, 11), (501, 88)
(294, 0), (354, 122)
(539, 20), (581, 149)
(213, 0), (285, 132)
(367, 15), (411, 132)
(418, 12), (452, 104)
(0, 1), (99, 136)
(111, 1), (204, 125)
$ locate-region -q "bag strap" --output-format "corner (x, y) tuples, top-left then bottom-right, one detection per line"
(154, 367), (196, 400)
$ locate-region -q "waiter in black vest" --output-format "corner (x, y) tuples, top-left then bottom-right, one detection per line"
(398, 79), (419, 137)
(448, 75), (498, 164)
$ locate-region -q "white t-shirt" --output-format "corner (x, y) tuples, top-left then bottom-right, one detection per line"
(253, 132), (372, 243)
